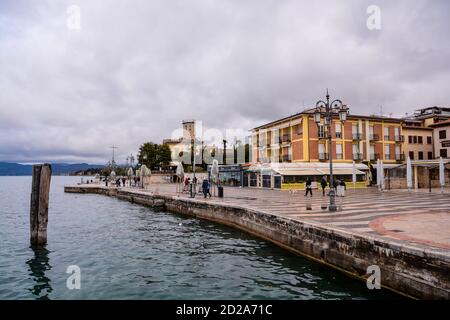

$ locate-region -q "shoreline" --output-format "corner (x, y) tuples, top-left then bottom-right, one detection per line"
(64, 184), (450, 300)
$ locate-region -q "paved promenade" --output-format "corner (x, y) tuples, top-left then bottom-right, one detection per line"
(143, 184), (450, 251)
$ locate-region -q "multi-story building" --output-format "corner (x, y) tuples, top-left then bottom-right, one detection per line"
(401, 107), (450, 160)
(251, 108), (404, 165)
(401, 120), (434, 161)
(248, 108), (404, 189)
(429, 119), (450, 159)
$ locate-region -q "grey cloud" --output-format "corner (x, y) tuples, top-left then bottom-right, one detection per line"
(0, 0), (449, 163)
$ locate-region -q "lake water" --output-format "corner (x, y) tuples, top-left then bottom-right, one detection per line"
(0, 176), (401, 300)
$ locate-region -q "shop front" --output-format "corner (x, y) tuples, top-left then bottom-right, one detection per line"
(246, 163), (368, 190)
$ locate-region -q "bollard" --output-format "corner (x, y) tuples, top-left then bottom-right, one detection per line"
(30, 164), (52, 246)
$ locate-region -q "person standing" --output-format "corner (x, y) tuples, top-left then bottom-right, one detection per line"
(320, 177), (327, 196)
(340, 180), (347, 197)
(333, 178), (339, 196)
(305, 177), (313, 197)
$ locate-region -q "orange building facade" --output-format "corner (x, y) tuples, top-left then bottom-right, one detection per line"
(251, 110), (404, 165)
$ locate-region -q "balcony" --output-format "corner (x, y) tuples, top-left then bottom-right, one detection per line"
(336, 153), (343, 160)
(395, 153), (405, 161)
(370, 153), (380, 161)
(318, 153), (329, 161)
(395, 135), (404, 143)
(335, 132), (342, 139)
(352, 153), (363, 161)
(369, 134), (380, 141)
(282, 154), (292, 162)
(384, 154), (392, 160)
(318, 131), (326, 139)
(384, 135), (390, 141)
(352, 133), (362, 140)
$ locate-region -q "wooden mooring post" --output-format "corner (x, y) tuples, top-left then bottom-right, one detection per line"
(30, 164), (52, 246)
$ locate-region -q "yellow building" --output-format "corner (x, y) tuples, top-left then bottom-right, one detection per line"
(248, 108), (404, 190)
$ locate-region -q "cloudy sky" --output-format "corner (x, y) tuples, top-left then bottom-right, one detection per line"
(1, 0), (449, 164)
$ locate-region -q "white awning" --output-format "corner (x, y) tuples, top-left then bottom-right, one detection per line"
(275, 169), (322, 176)
(247, 162), (369, 175)
(317, 168), (365, 175)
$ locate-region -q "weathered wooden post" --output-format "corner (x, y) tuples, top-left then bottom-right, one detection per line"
(30, 164), (52, 246)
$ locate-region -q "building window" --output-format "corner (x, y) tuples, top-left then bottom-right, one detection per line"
(408, 136), (413, 144)
(439, 130), (447, 140)
(336, 144), (343, 159)
(384, 127), (389, 140)
(370, 145), (376, 160)
(418, 136), (423, 144)
(318, 125), (325, 139)
(352, 144), (361, 160)
(440, 149), (448, 158)
(418, 151), (424, 160)
(413, 136), (418, 144)
(428, 152), (433, 160)
(318, 143), (327, 160)
(409, 151), (414, 160)
(335, 123), (342, 139)
(427, 136), (432, 144)
(384, 145), (390, 160)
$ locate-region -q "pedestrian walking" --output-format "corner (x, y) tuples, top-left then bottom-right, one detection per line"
(304, 177), (313, 197)
(320, 177), (327, 196)
(202, 179), (212, 198)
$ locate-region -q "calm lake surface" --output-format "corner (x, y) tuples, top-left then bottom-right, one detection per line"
(0, 176), (401, 300)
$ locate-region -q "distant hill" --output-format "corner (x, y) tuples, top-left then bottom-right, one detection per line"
(0, 162), (104, 176)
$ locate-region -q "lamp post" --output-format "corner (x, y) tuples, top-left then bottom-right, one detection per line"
(314, 90), (349, 212)
(190, 139), (197, 198)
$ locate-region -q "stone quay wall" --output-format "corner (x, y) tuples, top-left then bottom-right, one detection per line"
(64, 185), (450, 300)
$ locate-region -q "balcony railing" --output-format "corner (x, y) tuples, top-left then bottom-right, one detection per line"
(318, 153), (329, 161)
(395, 153), (405, 161)
(353, 153), (363, 161)
(318, 131), (326, 139)
(282, 155), (292, 162)
(370, 153), (380, 161)
(352, 133), (362, 140)
(281, 135), (291, 143)
(335, 132), (342, 139)
(336, 153), (343, 160)
(384, 154), (392, 160)
(369, 134), (380, 141)
(384, 135), (390, 141)
(395, 135), (404, 143)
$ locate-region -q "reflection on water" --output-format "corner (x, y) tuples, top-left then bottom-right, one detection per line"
(26, 247), (52, 300)
(0, 176), (402, 300)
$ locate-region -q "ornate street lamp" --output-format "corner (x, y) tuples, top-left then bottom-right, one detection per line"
(315, 89), (349, 212)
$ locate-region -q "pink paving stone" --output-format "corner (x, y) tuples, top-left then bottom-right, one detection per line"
(370, 212), (450, 249)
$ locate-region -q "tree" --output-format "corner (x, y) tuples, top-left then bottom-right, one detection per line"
(138, 142), (159, 169)
(158, 144), (172, 168)
(137, 142), (173, 170)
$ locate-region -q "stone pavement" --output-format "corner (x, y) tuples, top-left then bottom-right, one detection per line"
(142, 184), (450, 251)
